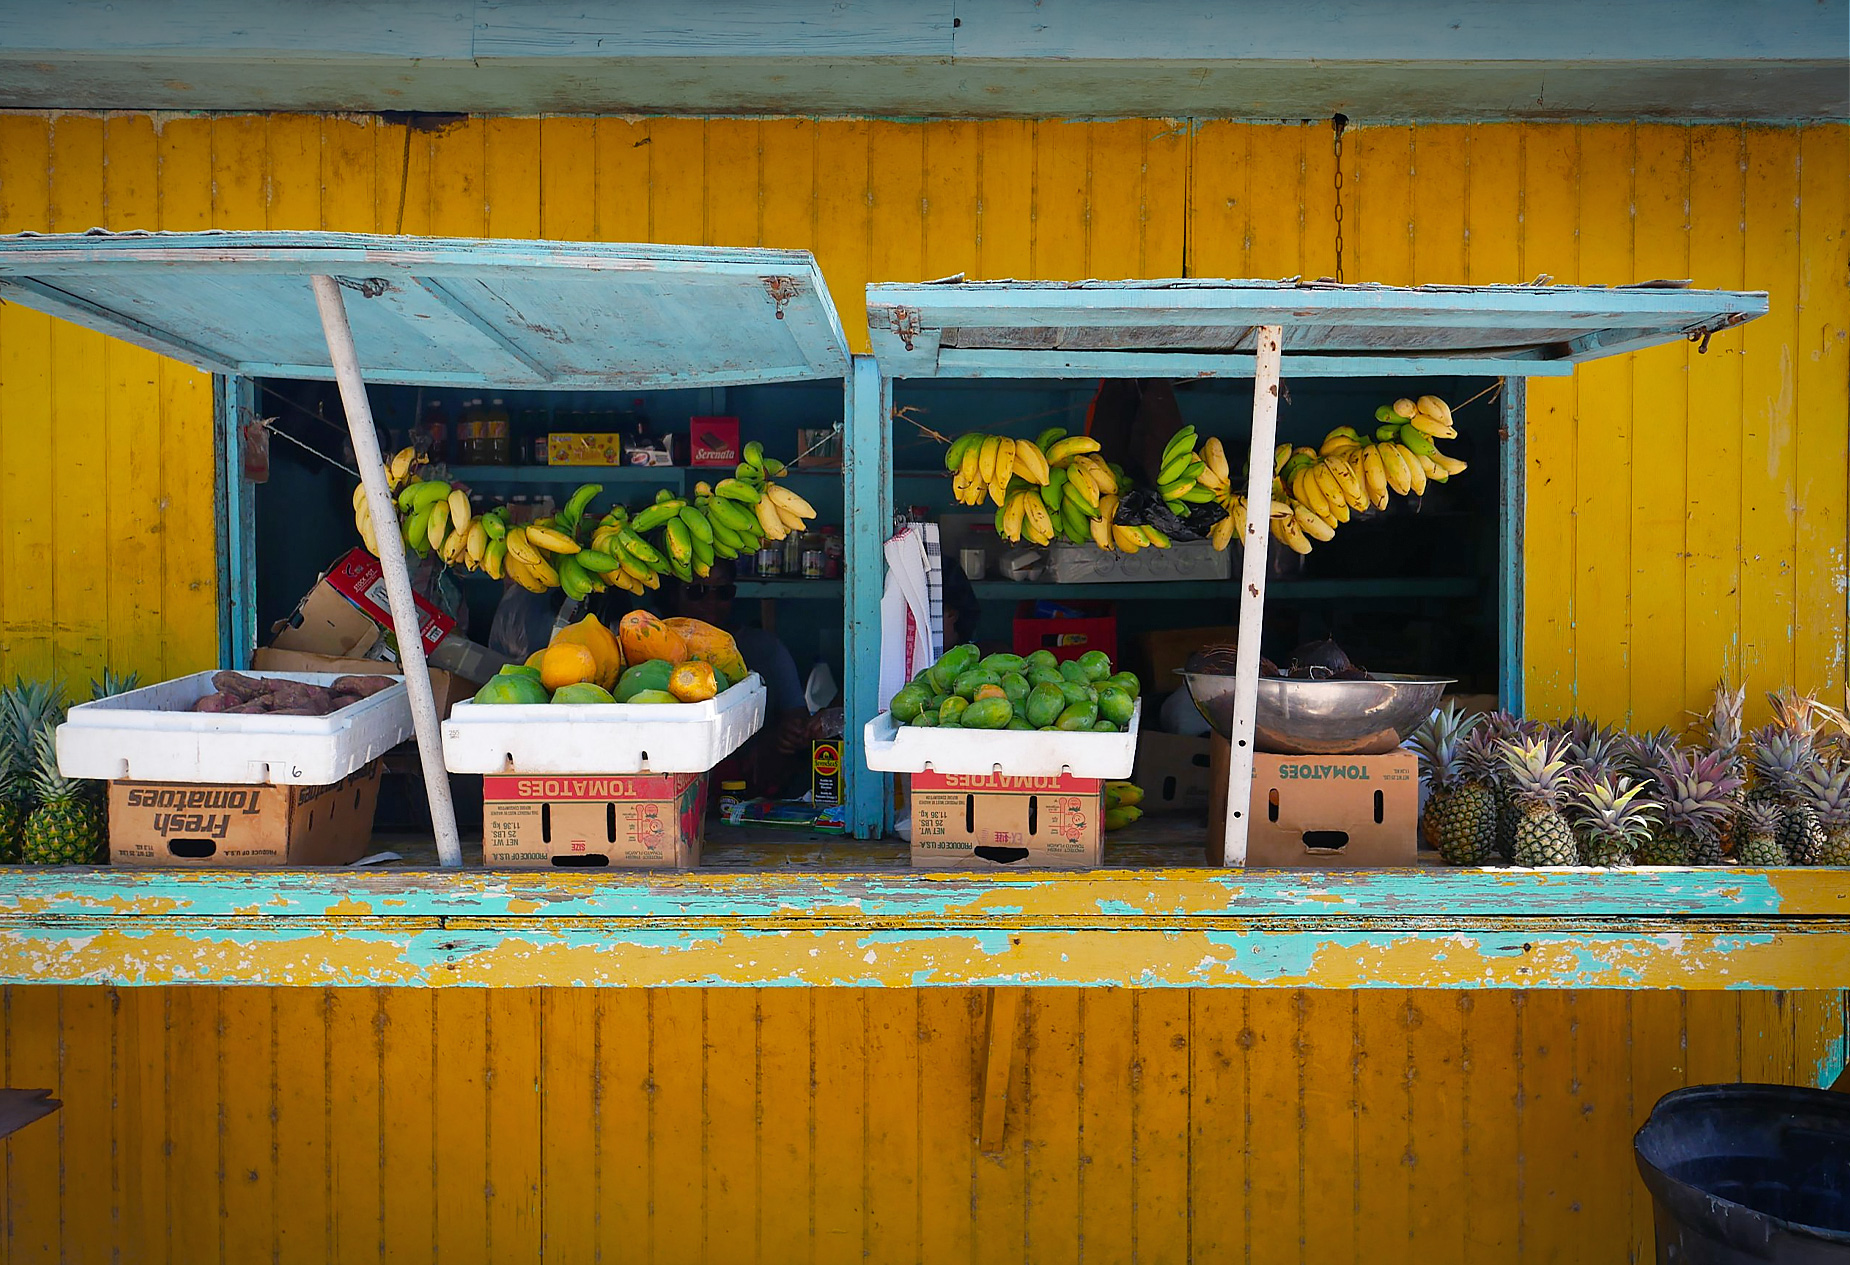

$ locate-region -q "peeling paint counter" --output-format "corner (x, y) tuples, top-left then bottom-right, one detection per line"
(5, 859), (1845, 990)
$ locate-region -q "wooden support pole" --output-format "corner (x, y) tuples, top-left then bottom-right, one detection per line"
(310, 275), (463, 869)
(978, 986), (1022, 1153)
(1220, 325), (1285, 867)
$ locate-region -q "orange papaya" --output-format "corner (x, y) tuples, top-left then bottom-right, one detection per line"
(663, 616), (749, 683)
(548, 613), (623, 690)
(667, 660), (719, 703)
(618, 610), (687, 665)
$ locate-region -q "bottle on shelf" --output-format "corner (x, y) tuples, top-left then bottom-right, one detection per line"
(418, 396), (450, 463)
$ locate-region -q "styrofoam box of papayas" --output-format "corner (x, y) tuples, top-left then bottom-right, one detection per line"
(57, 670), (412, 786)
(441, 675), (767, 775)
(863, 699), (1140, 780)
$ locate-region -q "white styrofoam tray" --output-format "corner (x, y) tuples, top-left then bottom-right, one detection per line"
(863, 699), (1140, 779)
(441, 674), (767, 775)
(57, 670), (413, 786)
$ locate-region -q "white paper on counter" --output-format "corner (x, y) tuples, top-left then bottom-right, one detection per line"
(880, 523), (941, 707)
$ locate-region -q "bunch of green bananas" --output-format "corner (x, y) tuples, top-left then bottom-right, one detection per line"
(1104, 780), (1144, 831)
(946, 428), (1172, 552)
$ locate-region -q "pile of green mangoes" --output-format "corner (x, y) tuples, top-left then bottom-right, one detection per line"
(888, 644), (1139, 732)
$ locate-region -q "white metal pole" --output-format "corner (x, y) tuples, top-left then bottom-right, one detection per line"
(310, 275), (464, 868)
(1221, 325), (1285, 866)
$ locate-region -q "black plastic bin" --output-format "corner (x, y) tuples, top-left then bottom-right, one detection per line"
(1635, 1084), (1850, 1264)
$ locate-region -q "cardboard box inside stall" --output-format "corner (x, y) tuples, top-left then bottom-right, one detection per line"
(908, 770), (1103, 870)
(1131, 731), (1215, 815)
(109, 761), (381, 868)
(482, 773), (708, 870)
(1207, 734), (1418, 868)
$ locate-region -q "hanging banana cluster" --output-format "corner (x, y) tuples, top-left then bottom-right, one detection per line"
(352, 441), (816, 600)
(947, 427), (1175, 553)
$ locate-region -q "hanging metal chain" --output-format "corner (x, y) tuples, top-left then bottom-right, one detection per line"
(1331, 114), (1348, 284)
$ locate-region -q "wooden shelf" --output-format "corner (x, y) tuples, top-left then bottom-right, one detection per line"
(735, 579), (844, 599)
(444, 464), (684, 485)
(971, 577), (1478, 601)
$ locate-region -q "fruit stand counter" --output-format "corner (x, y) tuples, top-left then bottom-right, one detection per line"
(2, 861), (1848, 990)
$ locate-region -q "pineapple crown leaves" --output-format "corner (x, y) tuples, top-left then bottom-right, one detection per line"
(1749, 721), (1816, 793)
(1798, 757), (1850, 830)
(1496, 734), (1574, 806)
(0, 678), (67, 799)
(1740, 800), (1786, 838)
(1698, 677), (1747, 758)
(89, 669), (139, 701)
(1768, 687), (1819, 741)
(1407, 703), (1478, 790)
(1571, 774), (1663, 846)
(1457, 725), (1505, 785)
(1576, 728), (1628, 785)
(1655, 746), (1745, 840)
(27, 720), (85, 805)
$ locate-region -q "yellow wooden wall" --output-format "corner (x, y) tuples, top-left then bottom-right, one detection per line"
(0, 985), (1841, 1263)
(0, 114), (1843, 725)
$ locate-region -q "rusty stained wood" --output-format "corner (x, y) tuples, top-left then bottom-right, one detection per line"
(979, 986), (1022, 1152)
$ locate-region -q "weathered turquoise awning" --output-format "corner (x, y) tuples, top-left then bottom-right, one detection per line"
(865, 277), (1769, 378)
(0, 230), (851, 389)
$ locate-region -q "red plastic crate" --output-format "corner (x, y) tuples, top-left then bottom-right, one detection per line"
(1011, 601), (1117, 666)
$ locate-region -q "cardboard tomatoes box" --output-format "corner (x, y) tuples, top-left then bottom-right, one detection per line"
(1131, 730), (1215, 815)
(1207, 735), (1418, 867)
(270, 548), (455, 659)
(108, 762), (382, 868)
(908, 770), (1103, 870)
(688, 415), (740, 467)
(1010, 601), (1117, 667)
(482, 772), (708, 869)
(547, 432), (624, 466)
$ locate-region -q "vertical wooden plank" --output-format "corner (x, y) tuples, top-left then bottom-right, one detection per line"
(973, 986), (1026, 1265)
(650, 989), (704, 1265)
(100, 114), (165, 683)
(484, 117), (542, 240)
(645, 117), (707, 245)
(1302, 119), (1342, 282)
(704, 989), (760, 1264)
(168, 987), (222, 1265)
(211, 113), (268, 229)
(1684, 126), (1748, 714)
(593, 990), (652, 1264)
(1300, 989), (1360, 1265)
(1023, 989), (1081, 1265)
(1411, 126), (1470, 284)
(756, 989), (813, 1264)
(1795, 991), (1848, 1089)
(1631, 125), (1694, 729)
(867, 120), (925, 288)
(538, 116), (598, 242)
(425, 116), (485, 238)
(1130, 990), (1190, 1264)
(538, 989), (597, 1265)
(1629, 992), (1689, 1262)
(1086, 120), (1148, 280)
(1569, 994), (1634, 1263)
(760, 118), (818, 254)
(1187, 990), (1242, 1262)
(1739, 125), (1803, 698)
(593, 118), (651, 244)
(1351, 123), (1415, 285)
(1143, 119), (1190, 278)
(1405, 992), (1466, 1265)
(1032, 120), (1089, 280)
(121, 988), (171, 1265)
(1186, 121), (1247, 280)
(320, 114), (378, 233)
(1575, 124), (1637, 723)
(273, 989), (330, 1265)
(1741, 991), (1797, 1084)
(1685, 993), (1743, 1090)
(918, 989), (976, 1265)
(1247, 992), (1303, 1263)
(327, 989), (382, 1265)
(977, 119), (1035, 281)
(1245, 123), (1308, 279)
(432, 990), (487, 1265)
(1791, 123), (1848, 703)
(1460, 993), (1521, 1261)
(1076, 989), (1132, 1265)
(47, 113), (108, 684)
(487, 991), (542, 1261)
(1519, 124), (1583, 717)
(1515, 992), (1578, 1254)
(218, 990), (274, 1265)
(56, 988), (117, 1264)
(863, 990), (920, 1264)
(375, 114), (418, 236)
(0, 116), (55, 681)
(265, 114), (321, 230)
(1465, 124), (1523, 285)
(704, 119), (762, 248)
(814, 121), (871, 354)
(921, 120), (980, 280)
(812, 989), (866, 1265)
(4, 989), (62, 1260)
(1352, 994), (1412, 1259)
(379, 989), (434, 1265)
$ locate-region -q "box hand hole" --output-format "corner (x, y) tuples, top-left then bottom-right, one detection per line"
(1301, 830), (1349, 852)
(550, 853), (610, 868)
(1027, 795), (1039, 836)
(541, 802), (551, 844)
(1374, 790), (1385, 824)
(167, 838), (217, 859)
(1268, 788), (1280, 823)
(974, 846), (1030, 865)
(965, 794), (975, 836)
(1162, 775), (1178, 803)
(606, 802), (618, 843)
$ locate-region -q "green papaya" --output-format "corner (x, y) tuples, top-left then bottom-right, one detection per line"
(1059, 659), (1090, 685)
(1091, 719), (1118, 732)
(928, 693), (951, 712)
(911, 711), (939, 728)
(930, 643), (981, 691)
(1077, 649), (1113, 682)
(614, 659), (674, 702)
(1028, 665), (1064, 689)
(939, 720), (962, 729)
(962, 697), (1014, 730)
(1006, 718), (1034, 731)
(1025, 682), (1066, 728)
(626, 689), (678, 704)
(1056, 699), (1099, 731)
(978, 653), (1026, 674)
(1000, 672), (1030, 708)
(952, 668), (1002, 699)
(1097, 685), (1134, 727)
(1059, 680), (1095, 708)
(938, 696), (970, 725)
(1106, 671), (1141, 700)
(890, 684), (929, 723)
(1025, 649), (1058, 672)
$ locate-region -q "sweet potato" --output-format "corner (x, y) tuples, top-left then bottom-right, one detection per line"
(329, 675), (395, 699)
(191, 692), (236, 713)
(265, 680), (333, 715)
(225, 698), (275, 714)
(211, 671), (269, 702)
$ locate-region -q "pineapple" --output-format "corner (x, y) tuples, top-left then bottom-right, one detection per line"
(1478, 711), (1530, 860)
(1749, 721), (1824, 863)
(1635, 747), (1741, 867)
(1734, 802), (1789, 867)
(1798, 758), (1850, 866)
(90, 669), (139, 700)
(1572, 775), (1660, 867)
(1703, 678), (1748, 856)
(0, 679), (66, 864)
(1499, 735), (1577, 866)
(21, 723), (104, 865)
(1409, 705), (1498, 865)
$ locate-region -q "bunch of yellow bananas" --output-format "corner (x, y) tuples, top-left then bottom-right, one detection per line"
(944, 428), (1055, 507)
(351, 445), (427, 559)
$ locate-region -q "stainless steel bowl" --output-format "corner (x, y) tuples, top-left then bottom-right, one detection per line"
(1180, 671), (1455, 755)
